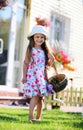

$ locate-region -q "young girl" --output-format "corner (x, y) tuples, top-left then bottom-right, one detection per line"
(22, 25), (54, 122)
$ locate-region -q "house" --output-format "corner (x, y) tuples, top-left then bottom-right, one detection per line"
(0, 0), (83, 99)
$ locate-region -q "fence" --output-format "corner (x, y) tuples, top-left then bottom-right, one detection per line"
(45, 87), (83, 109)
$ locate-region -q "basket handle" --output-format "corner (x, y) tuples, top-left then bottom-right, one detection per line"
(45, 63), (58, 81)
(52, 63), (58, 75)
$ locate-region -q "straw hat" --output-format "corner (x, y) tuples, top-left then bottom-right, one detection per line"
(28, 25), (48, 39)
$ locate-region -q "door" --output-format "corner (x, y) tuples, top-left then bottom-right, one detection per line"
(0, 0), (27, 87)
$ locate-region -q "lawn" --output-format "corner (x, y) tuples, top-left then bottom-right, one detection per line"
(0, 107), (83, 130)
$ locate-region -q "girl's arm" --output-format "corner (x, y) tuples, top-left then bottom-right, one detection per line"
(46, 43), (55, 66)
(22, 50), (29, 84)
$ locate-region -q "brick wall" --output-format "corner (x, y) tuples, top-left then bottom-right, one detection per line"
(0, 86), (22, 104)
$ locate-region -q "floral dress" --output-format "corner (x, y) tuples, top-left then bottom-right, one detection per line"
(24, 47), (48, 98)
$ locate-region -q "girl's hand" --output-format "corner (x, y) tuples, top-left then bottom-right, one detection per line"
(48, 53), (55, 66)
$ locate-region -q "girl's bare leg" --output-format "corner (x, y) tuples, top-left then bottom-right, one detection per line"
(29, 96), (39, 120)
(36, 97), (43, 120)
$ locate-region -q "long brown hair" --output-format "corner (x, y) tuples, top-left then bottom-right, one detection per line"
(26, 36), (49, 65)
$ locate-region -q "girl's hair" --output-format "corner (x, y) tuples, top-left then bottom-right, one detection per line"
(26, 36), (49, 65)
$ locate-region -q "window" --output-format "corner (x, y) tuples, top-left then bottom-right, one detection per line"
(0, 6), (11, 85)
(50, 13), (70, 54)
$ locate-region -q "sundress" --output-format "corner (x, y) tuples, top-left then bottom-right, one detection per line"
(24, 47), (48, 98)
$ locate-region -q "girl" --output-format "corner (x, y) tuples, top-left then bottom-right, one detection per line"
(22, 25), (54, 122)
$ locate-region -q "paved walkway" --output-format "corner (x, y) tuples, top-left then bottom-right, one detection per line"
(0, 104), (29, 109)
(0, 104), (82, 113)
(60, 106), (82, 113)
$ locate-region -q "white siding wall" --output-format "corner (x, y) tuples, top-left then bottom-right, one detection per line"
(28, 0), (83, 88)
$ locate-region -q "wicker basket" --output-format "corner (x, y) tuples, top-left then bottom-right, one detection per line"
(48, 74), (68, 93)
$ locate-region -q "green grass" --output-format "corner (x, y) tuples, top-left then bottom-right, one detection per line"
(0, 107), (83, 130)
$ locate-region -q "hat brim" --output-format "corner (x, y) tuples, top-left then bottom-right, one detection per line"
(28, 25), (48, 39)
